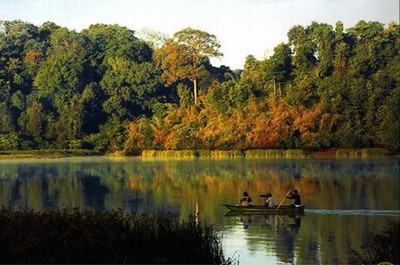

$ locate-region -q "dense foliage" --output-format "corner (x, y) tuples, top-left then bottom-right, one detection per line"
(0, 20), (398, 153)
(352, 221), (399, 264)
(0, 208), (233, 264)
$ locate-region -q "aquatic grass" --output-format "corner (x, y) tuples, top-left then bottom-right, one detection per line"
(142, 149), (308, 159)
(244, 149), (308, 158)
(233, 150), (245, 157)
(141, 149), (158, 157)
(283, 149), (307, 158)
(336, 148), (388, 158)
(265, 149), (283, 158)
(142, 150), (198, 158)
(245, 149), (266, 158)
(210, 150), (234, 157)
(183, 150), (198, 157)
(0, 207), (234, 264)
(361, 148), (388, 158)
(197, 150), (212, 157)
(142, 150), (244, 158)
(336, 149), (362, 158)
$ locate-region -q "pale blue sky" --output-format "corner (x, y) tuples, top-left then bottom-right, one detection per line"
(1, 0), (399, 69)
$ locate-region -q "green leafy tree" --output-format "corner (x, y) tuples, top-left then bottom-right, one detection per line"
(239, 55), (266, 98)
(0, 20), (41, 132)
(288, 25), (317, 76)
(156, 28), (222, 105)
(263, 43), (293, 96)
(376, 87), (399, 150)
(100, 58), (163, 120)
(33, 27), (89, 108)
(309, 22), (335, 78)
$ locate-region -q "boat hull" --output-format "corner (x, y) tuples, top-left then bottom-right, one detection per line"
(223, 204), (305, 215)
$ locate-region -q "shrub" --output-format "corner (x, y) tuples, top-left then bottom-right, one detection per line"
(352, 221), (399, 264)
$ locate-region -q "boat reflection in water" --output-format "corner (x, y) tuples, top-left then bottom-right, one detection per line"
(223, 211), (305, 264)
(240, 214), (252, 229)
(226, 210), (303, 233)
(223, 204), (305, 215)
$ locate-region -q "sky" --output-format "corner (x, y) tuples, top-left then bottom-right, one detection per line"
(1, 0), (399, 69)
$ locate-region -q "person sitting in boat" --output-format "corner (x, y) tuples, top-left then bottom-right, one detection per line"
(240, 191), (252, 206)
(263, 193), (275, 208)
(286, 189), (302, 207)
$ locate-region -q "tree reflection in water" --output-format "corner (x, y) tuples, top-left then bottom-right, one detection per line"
(0, 157), (398, 264)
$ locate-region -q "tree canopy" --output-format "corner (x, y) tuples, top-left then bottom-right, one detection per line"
(0, 20), (398, 153)
(155, 27), (223, 105)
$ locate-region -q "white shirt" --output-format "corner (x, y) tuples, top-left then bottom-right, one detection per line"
(265, 197), (275, 207)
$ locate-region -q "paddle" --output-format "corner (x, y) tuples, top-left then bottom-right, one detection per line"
(276, 189), (291, 211)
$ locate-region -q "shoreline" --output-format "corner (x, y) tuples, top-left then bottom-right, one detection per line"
(0, 148), (397, 160)
(0, 150), (102, 160)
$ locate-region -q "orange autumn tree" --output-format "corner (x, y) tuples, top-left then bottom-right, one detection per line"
(245, 99), (274, 149)
(292, 99), (341, 148)
(265, 97), (298, 148)
(124, 121), (144, 155)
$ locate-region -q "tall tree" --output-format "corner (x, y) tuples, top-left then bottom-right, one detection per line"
(288, 25), (317, 76)
(156, 28), (222, 104)
(263, 43), (293, 96)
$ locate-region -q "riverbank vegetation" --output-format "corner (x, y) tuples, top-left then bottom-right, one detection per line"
(141, 148), (391, 158)
(352, 220), (399, 264)
(0, 20), (398, 154)
(0, 207), (234, 264)
(0, 149), (101, 159)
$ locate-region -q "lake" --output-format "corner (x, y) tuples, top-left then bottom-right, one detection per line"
(0, 157), (399, 264)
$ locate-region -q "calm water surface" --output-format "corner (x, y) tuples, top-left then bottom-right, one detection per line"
(0, 157), (399, 264)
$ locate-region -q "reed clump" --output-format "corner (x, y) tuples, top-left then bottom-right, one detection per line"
(336, 148), (388, 158)
(197, 150), (212, 157)
(336, 149), (362, 158)
(244, 149), (266, 158)
(142, 149), (308, 158)
(0, 208), (233, 264)
(244, 149), (307, 158)
(141, 149), (158, 157)
(361, 148), (388, 158)
(142, 150), (246, 158)
(283, 149), (307, 158)
(142, 150), (197, 158)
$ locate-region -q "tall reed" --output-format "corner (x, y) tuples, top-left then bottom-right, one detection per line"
(0, 208), (235, 264)
(244, 149), (266, 158)
(142, 149), (308, 158)
(336, 149), (361, 158)
(361, 148), (388, 158)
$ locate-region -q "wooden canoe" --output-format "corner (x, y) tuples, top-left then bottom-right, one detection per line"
(223, 204), (305, 215)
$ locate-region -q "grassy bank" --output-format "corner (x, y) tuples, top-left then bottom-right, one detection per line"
(0, 208), (234, 264)
(0, 149), (102, 160)
(0, 148), (394, 160)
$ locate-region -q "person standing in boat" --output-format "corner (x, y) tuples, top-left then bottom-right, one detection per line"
(286, 189), (302, 207)
(264, 193), (275, 208)
(240, 191), (252, 206)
